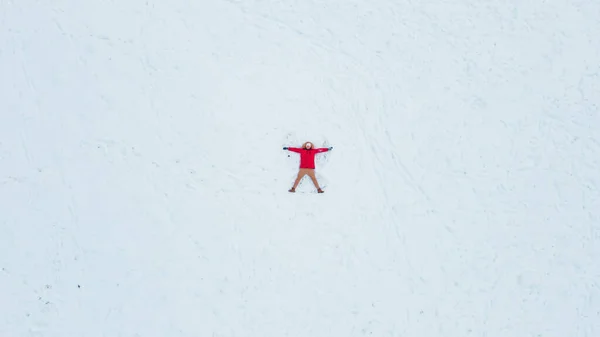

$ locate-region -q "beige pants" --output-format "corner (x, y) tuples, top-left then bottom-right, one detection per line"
(292, 168), (321, 189)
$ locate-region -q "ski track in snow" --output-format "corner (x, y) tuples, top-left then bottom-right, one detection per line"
(1, 0), (599, 336)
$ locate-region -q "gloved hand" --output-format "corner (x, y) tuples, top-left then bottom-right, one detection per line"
(283, 147), (288, 150)
(328, 147), (333, 151)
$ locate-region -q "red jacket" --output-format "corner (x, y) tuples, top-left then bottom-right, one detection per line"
(287, 147), (329, 169)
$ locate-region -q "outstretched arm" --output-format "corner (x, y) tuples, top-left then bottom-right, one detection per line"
(284, 147), (302, 153)
(315, 147), (332, 153)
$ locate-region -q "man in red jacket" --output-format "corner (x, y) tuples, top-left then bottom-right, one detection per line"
(283, 141), (333, 193)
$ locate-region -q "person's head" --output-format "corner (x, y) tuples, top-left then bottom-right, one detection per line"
(303, 141), (313, 150)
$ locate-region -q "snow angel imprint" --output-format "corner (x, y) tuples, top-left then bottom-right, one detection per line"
(283, 141), (332, 193)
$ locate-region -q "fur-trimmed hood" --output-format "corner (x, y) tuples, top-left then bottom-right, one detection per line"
(302, 141), (314, 150)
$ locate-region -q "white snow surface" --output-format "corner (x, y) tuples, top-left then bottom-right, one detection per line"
(2, 0), (600, 336)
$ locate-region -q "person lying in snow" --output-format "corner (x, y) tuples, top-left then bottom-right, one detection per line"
(283, 141), (333, 193)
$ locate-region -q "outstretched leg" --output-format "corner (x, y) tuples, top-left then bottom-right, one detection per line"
(289, 169), (307, 192)
(306, 169), (324, 192)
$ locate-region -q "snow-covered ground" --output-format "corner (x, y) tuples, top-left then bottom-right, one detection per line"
(2, 0), (599, 336)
